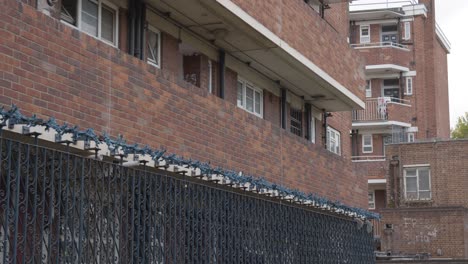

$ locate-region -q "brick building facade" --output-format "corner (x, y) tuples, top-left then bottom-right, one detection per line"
(382, 140), (468, 259)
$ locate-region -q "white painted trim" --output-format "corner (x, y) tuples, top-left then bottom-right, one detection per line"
(402, 71), (417, 77)
(366, 64), (410, 72)
(352, 120), (412, 128)
(400, 18), (414, 22)
(355, 19), (398, 26)
(362, 134), (373, 154)
(402, 4), (427, 17)
(368, 179), (386, 184)
(368, 190), (376, 210)
(237, 77), (264, 118)
(215, 0), (365, 109)
(407, 126), (418, 132)
(405, 77), (413, 95)
(360, 25), (370, 44)
(403, 166), (431, 200)
(403, 164), (430, 168)
(146, 25), (161, 68)
(403, 21), (411, 40)
(436, 24), (451, 53)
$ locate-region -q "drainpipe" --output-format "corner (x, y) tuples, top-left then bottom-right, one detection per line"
(128, 0), (136, 56)
(218, 49), (225, 99)
(305, 103), (311, 140)
(281, 88), (287, 129)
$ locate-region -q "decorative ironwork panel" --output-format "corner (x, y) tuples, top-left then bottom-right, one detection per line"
(0, 138), (374, 263)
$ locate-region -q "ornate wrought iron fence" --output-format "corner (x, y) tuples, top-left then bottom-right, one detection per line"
(0, 137), (374, 263)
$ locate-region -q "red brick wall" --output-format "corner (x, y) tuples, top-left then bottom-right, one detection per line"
(433, 41), (450, 139)
(0, 1), (368, 208)
(381, 208), (468, 258)
(354, 160), (387, 179)
(229, 0), (366, 100)
(325, 2), (349, 36)
(357, 47), (412, 69)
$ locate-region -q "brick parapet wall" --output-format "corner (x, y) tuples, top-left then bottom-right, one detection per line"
(356, 47), (413, 69)
(0, 1), (368, 207)
(229, 0), (366, 100)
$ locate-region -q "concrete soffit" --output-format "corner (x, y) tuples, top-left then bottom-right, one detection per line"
(212, 0), (366, 110)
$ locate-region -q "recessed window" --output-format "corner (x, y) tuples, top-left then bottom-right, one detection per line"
(360, 25), (370, 43)
(383, 79), (400, 100)
(403, 22), (411, 40)
(407, 132), (415, 142)
(381, 24), (398, 43)
(362, 134), (373, 153)
(237, 78), (263, 117)
(404, 167), (431, 200)
(368, 191), (376, 209)
(327, 126), (341, 155)
(147, 26), (161, 68)
(406, 77), (413, 95)
(61, 0), (119, 46)
(365, 80), (372, 98)
(290, 108), (303, 137)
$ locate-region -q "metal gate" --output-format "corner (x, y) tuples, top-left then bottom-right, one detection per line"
(0, 137), (374, 263)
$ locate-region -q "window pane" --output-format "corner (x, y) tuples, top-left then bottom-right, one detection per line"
(254, 91), (261, 114)
(237, 82), (243, 106)
(406, 177), (417, 192)
(361, 27), (369, 36)
(147, 30), (160, 65)
(101, 5), (115, 43)
(81, 0), (98, 37)
(246, 87), (254, 112)
(363, 135), (371, 145)
(406, 191), (418, 200)
(61, 0), (77, 25)
(419, 170), (430, 190)
(405, 169), (417, 177)
(419, 191), (431, 199)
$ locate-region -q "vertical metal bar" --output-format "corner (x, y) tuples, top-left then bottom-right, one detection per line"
(12, 142), (22, 264)
(77, 157), (85, 264)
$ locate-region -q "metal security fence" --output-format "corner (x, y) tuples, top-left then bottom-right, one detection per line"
(0, 137), (374, 263)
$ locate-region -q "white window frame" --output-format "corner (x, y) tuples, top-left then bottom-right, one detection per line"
(61, 0), (119, 47)
(327, 126), (341, 156)
(403, 21), (411, 40)
(237, 78), (263, 118)
(404, 166), (431, 201)
(362, 134), (373, 153)
(407, 132), (415, 142)
(405, 77), (413, 95)
(310, 116), (316, 144)
(368, 190), (376, 210)
(146, 25), (161, 68)
(360, 25), (370, 44)
(365, 80), (372, 98)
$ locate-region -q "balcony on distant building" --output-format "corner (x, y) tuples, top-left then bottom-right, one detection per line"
(352, 97), (411, 126)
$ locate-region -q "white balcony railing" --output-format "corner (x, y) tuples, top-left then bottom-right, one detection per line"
(350, 0), (418, 11)
(352, 97), (410, 122)
(351, 42), (409, 50)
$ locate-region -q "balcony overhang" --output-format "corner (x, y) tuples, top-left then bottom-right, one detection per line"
(146, 0), (364, 111)
(352, 120), (411, 129)
(368, 179), (386, 190)
(349, 9), (404, 21)
(365, 64), (409, 75)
